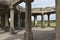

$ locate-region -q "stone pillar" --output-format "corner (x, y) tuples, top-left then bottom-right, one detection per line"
(24, 2), (33, 40)
(21, 13), (25, 27)
(10, 5), (15, 34)
(56, 0), (60, 40)
(18, 13), (21, 29)
(41, 14), (44, 28)
(5, 13), (9, 31)
(0, 12), (1, 26)
(0, 16), (1, 26)
(48, 14), (50, 27)
(34, 15), (37, 27)
(1, 13), (5, 29)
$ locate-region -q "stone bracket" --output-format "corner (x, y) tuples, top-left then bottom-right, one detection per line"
(24, 0), (34, 3)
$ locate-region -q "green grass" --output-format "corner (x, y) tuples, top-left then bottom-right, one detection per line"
(32, 20), (56, 27)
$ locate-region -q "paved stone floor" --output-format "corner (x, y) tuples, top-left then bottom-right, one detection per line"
(0, 27), (55, 40)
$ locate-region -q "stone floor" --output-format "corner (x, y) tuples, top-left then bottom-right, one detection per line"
(0, 27), (55, 40)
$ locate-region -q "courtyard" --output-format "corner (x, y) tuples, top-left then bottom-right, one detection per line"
(0, 0), (60, 40)
(0, 27), (55, 40)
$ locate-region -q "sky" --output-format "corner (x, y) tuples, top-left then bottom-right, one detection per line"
(19, 0), (56, 21)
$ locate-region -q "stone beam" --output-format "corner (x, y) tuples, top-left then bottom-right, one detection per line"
(13, 0), (23, 6)
(10, 0), (23, 6)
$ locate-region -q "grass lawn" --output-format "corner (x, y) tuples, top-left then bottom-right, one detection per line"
(32, 20), (56, 27)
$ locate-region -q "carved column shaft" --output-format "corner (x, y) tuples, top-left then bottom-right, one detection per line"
(48, 14), (50, 27)
(0, 12), (1, 25)
(4, 13), (9, 31)
(10, 5), (15, 34)
(56, 0), (60, 40)
(18, 13), (21, 29)
(34, 15), (37, 27)
(1, 13), (5, 28)
(24, 2), (33, 40)
(5, 13), (9, 27)
(41, 14), (44, 28)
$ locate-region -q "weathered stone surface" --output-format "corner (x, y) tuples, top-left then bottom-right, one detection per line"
(41, 14), (45, 28)
(5, 13), (9, 32)
(56, 0), (60, 40)
(24, 2), (33, 40)
(34, 15), (37, 27)
(48, 14), (50, 27)
(10, 6), (15, 34)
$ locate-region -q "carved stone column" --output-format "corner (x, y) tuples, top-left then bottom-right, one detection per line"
(41, 14), (44, 28)
(18, 13), (21, 29)
(48, 14), (50, 27)
(10, 5), (15, 34)
(34, 15), (37, 27)
(56, 0), (60, 40)
(1, 13), (5, 29)
(5, 13), (9, 31)
(0, 12), (1, 26)
(24, 1), (33, 40)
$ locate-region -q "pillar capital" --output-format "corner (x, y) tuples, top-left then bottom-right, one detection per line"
(34, 15), (37, 17)
(47, 14), (50, 16)
(9, 0), (13, 9)
(24, 0), (34, 3)
(41, 14), (44, 16)
(9, 5), (14, 10)
(9, 4), (16, 10)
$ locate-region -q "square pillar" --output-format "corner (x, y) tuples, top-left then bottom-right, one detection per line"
(18, 13), (21, 29)
(24, 2), (33, 40)
(0, 12), (1, 26)
(10, 5), (15, 34)
(56, 0), (60, 40)
(1, 13), (5, 29)
(34, 15), (37, 27)
(48, 14), (50, 27)
(41, 14), (45, 28)
(0, 16), (1, 26)
(5, 13), (9, 31)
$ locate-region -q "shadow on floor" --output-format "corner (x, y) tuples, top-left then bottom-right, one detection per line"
(4, 28), (55, 40)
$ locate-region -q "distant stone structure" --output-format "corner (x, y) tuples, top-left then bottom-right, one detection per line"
(0, 0), (60, 40)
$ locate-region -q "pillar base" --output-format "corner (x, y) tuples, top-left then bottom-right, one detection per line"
(34, 25), (37, 27)
(0, 24), (1, 27)
(41, 26), (45, 28)
(4, 26), (9, 32)
(48, 25), (50, 27)
(0, 24), (2, 28)
(24, 31), (33, 40)
(10, 28), (16, 34)
(1, 25), (5, 29)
